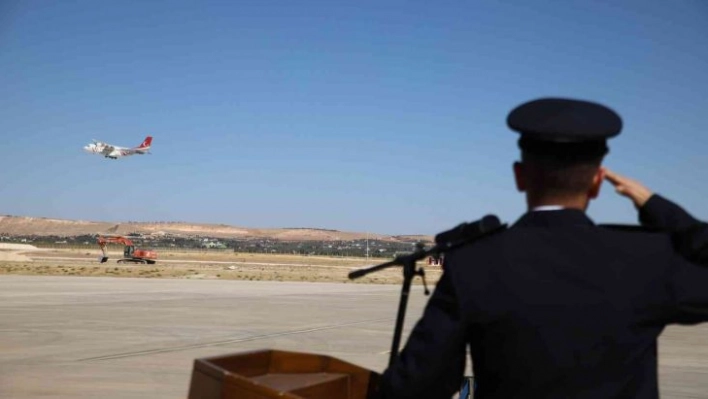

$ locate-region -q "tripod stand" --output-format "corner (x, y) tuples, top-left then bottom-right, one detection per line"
(348, 214), (506, 366)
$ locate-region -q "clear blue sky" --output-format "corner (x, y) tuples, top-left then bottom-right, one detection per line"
(1, 1), (707, 235)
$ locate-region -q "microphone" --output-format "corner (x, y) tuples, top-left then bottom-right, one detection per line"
(434, 215), (502, 248)
(348, 268), (371, 279)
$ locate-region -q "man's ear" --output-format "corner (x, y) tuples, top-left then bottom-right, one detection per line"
(513, 161), (526, 192)
(588, 167), (605, 199)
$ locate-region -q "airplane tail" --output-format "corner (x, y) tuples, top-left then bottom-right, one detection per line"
(138, 136), (152, 149)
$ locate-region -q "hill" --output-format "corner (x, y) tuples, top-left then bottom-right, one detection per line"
(0, 215), (432, 243)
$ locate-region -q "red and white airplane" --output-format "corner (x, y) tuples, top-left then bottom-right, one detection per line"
(83, 136), (153, 159)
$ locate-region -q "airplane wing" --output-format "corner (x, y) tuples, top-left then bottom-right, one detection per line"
(100, 145), (116, 155)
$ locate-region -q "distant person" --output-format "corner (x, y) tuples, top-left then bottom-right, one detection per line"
(375, 98), (708, 398)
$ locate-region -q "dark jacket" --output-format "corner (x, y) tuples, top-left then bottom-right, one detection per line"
(377, 195), (708, 398)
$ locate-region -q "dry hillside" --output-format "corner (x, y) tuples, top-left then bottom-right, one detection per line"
(0, 215), (432, 243)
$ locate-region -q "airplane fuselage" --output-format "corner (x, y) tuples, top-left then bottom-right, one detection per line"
(83, 136), (152, 160)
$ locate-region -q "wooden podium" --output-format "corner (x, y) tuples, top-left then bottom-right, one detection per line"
(187, 349), (381, 399)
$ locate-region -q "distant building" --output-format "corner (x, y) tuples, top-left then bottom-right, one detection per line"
(201, 240), (227, 249)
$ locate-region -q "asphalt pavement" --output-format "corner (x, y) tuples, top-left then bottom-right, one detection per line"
(1, 275), (707, 399)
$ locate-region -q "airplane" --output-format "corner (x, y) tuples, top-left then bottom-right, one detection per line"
(83, 136), (153, 159)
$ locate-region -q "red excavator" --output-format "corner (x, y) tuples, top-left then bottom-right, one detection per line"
(97, 235), (158, 264)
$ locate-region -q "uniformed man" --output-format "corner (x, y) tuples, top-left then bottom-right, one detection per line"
(375, 98), (708, 398)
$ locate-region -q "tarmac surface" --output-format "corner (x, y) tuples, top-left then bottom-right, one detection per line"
(2, 275), (708, 399)
(0, 275), (428, 399)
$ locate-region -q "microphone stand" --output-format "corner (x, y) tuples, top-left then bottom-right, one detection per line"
(348, 215), (506, 367)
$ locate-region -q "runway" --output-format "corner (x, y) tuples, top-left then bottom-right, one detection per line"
(0, 275), (424, 399)
(1, 275), (707, 399)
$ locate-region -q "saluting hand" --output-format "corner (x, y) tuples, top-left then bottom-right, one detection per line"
(603, 168), (654, 208)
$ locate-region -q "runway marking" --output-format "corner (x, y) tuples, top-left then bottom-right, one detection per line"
(77, 317), (393, 362)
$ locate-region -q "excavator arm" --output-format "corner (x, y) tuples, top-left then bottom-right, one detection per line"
(98, 235), (134, 247)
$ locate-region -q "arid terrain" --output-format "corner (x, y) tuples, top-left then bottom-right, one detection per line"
(0, 243), (441, 285)
(0, 213), (441, 284)
(0, 214), (432, 242)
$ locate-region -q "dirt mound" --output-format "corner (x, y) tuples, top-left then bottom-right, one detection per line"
(0, 243), (39, 251)
(0, 243), (37, 262)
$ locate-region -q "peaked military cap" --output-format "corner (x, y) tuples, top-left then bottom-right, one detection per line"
(507, 98), (622, 160)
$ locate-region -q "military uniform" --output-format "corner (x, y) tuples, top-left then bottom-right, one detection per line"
(376, 99), (708, 398)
